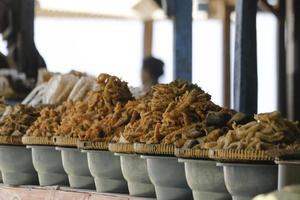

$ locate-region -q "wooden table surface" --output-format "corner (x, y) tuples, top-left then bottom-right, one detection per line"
(0, 185), (155, 200)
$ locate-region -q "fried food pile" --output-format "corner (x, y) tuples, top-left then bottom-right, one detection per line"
(25, 103), (71, 137)
(0, 96), (7, 114)
(157, 89), (221, 147)
(56, 74), (133, 141)
(120, 81), (222, 146)
(21, 72), (300, 152)
(182, 111), (253, 149)
(213, 111), (300, 150)
(0, 104), (41, 136)
(25, 74), (134, 141)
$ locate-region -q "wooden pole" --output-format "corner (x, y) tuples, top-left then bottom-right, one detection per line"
(277, 0), (287, 117)
(294, 1), (300, 121)
(173, 0), (192, 82)
(18, 0), (38, 79)
(222, 0), (231, 108)
(286, 0), (300, 120)
(143, 20), (153, 57)
(233, 0), (258, 114)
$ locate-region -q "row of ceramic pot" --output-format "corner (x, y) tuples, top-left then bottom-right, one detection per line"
(0, 145), (299, 200)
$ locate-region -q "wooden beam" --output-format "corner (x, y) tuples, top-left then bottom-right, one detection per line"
(143, 20), (153, 57)
(173, 0), (192, 82)
(233, 0), (258, 114)
(221, 0), (231, 108)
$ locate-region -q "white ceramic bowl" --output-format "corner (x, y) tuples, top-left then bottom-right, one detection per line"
(179, 159), (231, 200)
(28, 145), (69, 186)
(218, 162), (278, 200)
(56, 147), (95, 189)
(0, 145), (38, 185)
(141, 155), (193, 200)
(276, 160), (300, 189)
(83, 150), (128, 193)
(115, 153), (156, 197)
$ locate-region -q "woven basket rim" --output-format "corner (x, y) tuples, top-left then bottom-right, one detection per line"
(22, 136), (54, 145)
(53, 136), (78, 147)
(0, 135), (23, 146)
(209, 149), (273, 161)
(91, 141), (109, 150)
(108, 143), (135, 153)
(175, 148), (210, 159)
(134, 143), (175, 156)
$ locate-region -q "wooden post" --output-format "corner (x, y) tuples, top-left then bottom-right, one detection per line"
(277, 0), (287, 117)
(286, 0), (300, 120)
(143, 20), (153, 57)
(294, 1), (300, 121)
(233, 0), (258, 114)
(173, 0), (192, 82)
(18, 0), (38, 79)
(222, 0), (231, 108)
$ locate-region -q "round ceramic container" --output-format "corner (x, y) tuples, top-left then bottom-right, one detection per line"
(0, 145), (38, 185)
(56, 147), (95, 189)
(179, 159), (231, 200)
(115, 153), (156, 197)
(276, 160), (300, 189)
(83, 150), (128, 193)
(28, 145), (69, 186)
(218, 162), (278, 200)
(141, 155), (193, 200)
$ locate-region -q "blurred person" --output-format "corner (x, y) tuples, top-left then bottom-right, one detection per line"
(0, 52), (9, 69)
(141, 56), (164, 92)
(0, 0), (47, 81)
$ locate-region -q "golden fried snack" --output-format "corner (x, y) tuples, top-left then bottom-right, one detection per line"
(25, 102), (72, 137)
(55, 73), (133, 141)
(121, 80), (223, 146)
(0, 104), (41, 136)
(25, 73), (133, 142)
(214, 111), (300, 151)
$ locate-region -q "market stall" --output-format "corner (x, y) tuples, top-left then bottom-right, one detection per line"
(0, 0), (300, 200)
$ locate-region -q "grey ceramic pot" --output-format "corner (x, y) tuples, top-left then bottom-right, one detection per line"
(83, 150), (128, 193)
(27, 145), (69, 186)
(179, 159), (231, 200)
(56, 147), (95, 189)
(0, 145), (38, 185)
(276, 160), (300, 189)
(115, 153), (156, 197)
(218, 163), (278, 200)
(141, 155), (193, 200)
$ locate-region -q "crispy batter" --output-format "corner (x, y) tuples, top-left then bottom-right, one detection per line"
(121, 80), (222, 146)
(214, 111), (300, 150)
(26, 73), (134, 141)
(56, 74), (133, 140)
(26, 102), (73, 137)
(0, 104), (41, 136)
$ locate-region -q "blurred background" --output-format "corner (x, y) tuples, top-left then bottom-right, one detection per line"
(0, 0), (282, 113)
